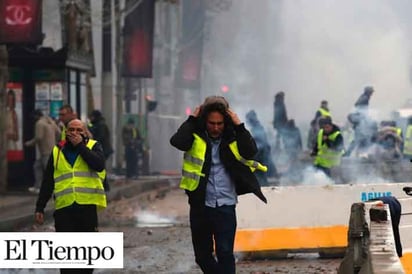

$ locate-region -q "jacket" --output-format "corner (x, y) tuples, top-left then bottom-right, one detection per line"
(35, 139), (106, 213)
(52, 140), (106, 210)
(25, 116), (59, 157)
(170, 115), (267, 206)
(89, 117), (113, 158)
(314, 128), (343, 168)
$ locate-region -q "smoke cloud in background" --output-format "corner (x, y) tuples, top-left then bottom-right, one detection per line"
(203, 0), (412, 135)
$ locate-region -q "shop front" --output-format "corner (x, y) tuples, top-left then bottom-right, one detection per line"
(7, 46), (92, 189)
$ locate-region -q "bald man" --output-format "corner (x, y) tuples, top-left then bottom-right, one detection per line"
(34, 119), (107, 274)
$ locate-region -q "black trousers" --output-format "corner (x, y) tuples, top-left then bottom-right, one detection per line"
(190, 205), (237, 274)
(125, 146), (138, 178)
(54, 203), (98, 274)
(376, 196), (402, 257)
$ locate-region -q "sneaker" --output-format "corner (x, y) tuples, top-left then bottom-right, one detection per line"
(28, 187), (40, 194)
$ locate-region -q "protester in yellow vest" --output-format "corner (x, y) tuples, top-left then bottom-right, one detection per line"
(122, 117), (143, 179)
(34, 119), (106, 273)
(403, 117), (412, 159)
(312, 100), (332, 130)
(311, 117), (344, 178)
(34, 119), (106, 251)
(170, 96), (267, 274)
(315, 100), (332, 120)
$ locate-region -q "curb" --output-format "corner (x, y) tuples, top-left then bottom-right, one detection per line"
(0, 176), (181, 232)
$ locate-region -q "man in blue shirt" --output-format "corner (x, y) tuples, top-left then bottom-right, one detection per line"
(170, 96), (267, 274)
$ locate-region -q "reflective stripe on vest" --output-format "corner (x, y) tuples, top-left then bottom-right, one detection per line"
(228, 142), (267, 172)
(53, 139), (107, 210)
(179, 134), (267, 191)
(314, 129), (343, 168)
(180, 134), (207, 191)
(404, 125), (412, 155)
(60, 124), (66, 141)
(54, 171), (101, 183)
(54, 187), (106, 198)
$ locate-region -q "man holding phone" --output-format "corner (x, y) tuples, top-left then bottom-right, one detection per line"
(34, 119), (107, 274)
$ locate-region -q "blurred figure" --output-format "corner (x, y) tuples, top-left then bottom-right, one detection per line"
(344, 87), (376, 157)
(6, 89), (19, 150)
(246, 110), (278, 186)
(374, 196), (402, 257)
(403, 116), (412, 159)
(345, 111), (378, 157)
(311, 117), (344, 178)
(307, 100), (330, 153)
(122, 118), (143, 179)
(307, 119), (318, 151)
(25, 110), (60, 194)
(355, 86), (374, 110)
(89, 110), (113, 191)
(283, 119), (303, 180)
(388, 120), (403, 152)
(312, 100), (332, 128)
(273, 91), (288, 151)
(373, 121), (403, 160)
(57, 104), (77, 141)
(88, 110), (113, 160)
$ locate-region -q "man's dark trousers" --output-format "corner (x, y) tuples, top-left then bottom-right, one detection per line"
(54, 203), (98, 274)
(125, 146), (138, 178)
(190, 204), (236, 274)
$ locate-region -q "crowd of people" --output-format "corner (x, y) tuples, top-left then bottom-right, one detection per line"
(25, 105), (144, 194)
(26, 93), (407, 274)
(228, 85), (412, 185)
(168, 93), (410, 273)
(269, 85), (412, 183)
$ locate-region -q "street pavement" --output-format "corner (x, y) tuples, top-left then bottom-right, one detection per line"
(0, 175), (180, 232)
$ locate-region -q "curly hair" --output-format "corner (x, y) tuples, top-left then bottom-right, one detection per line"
(198, 100), (234, 134)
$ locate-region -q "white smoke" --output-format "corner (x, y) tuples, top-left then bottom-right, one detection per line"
(136, 211), (176, 227)
(203, 0), (412, 132)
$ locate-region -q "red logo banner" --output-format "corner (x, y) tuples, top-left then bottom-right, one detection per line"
(0, 0), (42, 44)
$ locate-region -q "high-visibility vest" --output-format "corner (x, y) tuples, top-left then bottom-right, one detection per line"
(389, 126), (402, 137)
(314, 129), (343, 168)
(318, 107), (331, 118)
(180, 133), (267, 191)
(403, 125), (412, 156)
(53, 139), (107, 210)
(60, 124), (66, 141)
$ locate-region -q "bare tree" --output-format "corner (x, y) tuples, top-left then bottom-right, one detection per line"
(0, 46), (8, 193)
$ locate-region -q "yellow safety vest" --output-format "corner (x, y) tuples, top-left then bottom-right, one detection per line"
(314, 129), (343, 168)
(403, 125), (412, 156)
(180, 133), (267, 191)
(318, 107), (331, 118)
(388, 126), (402, 137)
(53, 139), (107, 210)
(60, 124), (66, 141)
